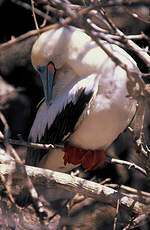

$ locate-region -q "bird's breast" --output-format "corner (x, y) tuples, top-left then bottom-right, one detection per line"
(69, 67), (137, 150)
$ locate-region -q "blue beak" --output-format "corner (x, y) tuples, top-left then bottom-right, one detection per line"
(37, 64), (55, 106)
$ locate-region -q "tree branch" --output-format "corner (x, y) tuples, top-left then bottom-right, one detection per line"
(0, 131), (63, 151)
(110, 158), (147, 176)
(0, 163), (148, 216)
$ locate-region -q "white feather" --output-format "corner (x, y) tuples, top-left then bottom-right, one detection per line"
(29, 26), (139, 172)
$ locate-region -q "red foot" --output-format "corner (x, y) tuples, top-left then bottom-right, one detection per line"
(63, 142), (106, 170)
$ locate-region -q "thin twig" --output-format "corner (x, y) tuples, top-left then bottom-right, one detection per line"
(0, 132), (63, 150)
(0, 4), (95, 50)
(106, 184), (150, 198)
(31, 0), (40, 31)
(113, 187), (120, 230)
(37, 0), (150, 9)
(110, 158), (147, 176)
(124, 7), (150, 24)
(11, 0), (52, 22)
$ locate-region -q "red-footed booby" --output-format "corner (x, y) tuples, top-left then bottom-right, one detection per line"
(26, 26), (138, 172)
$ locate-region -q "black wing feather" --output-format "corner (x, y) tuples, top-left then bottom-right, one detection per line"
(26, 89), (93, 166)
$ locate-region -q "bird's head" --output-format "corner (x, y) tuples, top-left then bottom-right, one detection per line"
(31, 27), (72, 106)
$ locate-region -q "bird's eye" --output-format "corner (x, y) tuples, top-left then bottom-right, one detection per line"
(37, 65), (45, 73)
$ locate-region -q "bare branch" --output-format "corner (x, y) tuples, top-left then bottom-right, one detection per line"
(31, 0), (40, 31)
(113, 189), (120, 230)
(106, 184), (150, 198)
(0, 4), (94, 50)
(110, 158), (147, 176)
(0, 163), (149, 216)
(0, 131), (63, 151)
(10, 0), (52, 22)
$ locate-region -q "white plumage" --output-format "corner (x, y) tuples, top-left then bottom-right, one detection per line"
(26, 26), (139, 172)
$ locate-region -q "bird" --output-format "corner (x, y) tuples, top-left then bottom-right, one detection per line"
(25, 26), (139, 173)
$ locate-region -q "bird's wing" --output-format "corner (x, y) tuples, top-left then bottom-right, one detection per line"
(26, 73), (99, 166)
